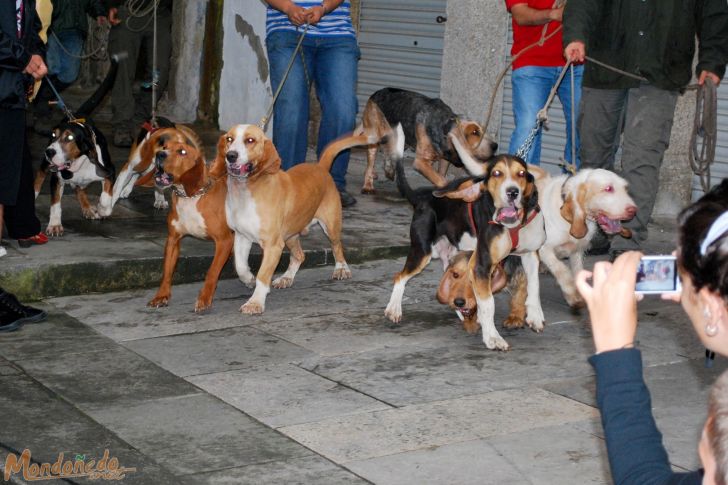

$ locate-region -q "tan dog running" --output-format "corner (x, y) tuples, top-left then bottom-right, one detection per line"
(147, 140), (231, 312)
(221, 125), (377, 314)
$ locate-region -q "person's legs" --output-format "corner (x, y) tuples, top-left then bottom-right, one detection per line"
(557, 64), (583, 169)
(52, 30), (84, 86)
(578, 87), (627, 170)
(0, 110), (24, 213)
(266, 31), (312, 170)
(5, 117), (42, 241)
(610, 83), (678, 252)
(108, 8), (143, 145)
(312, 35), (359, 192)
(136, 12), (173, 124)
(508, 66), (554, 165)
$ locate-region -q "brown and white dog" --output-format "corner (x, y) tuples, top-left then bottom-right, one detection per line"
(535, 168), (637, 307)
(111, 118), (203, 210)
(147, 135), (230, 312)
(221, 124), (378, 314)
(437, 252), (527, 334)
(356, 88), (498, 193)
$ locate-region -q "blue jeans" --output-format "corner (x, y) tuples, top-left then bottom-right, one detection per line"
(508, 65), (583, 167)
(46, 31), (84, 85)
(266, 31), (359, 191)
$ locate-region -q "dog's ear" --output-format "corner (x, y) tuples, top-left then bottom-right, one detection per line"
(259, 139), (282, 175)
(522, 171), (539, 217)
(460, 121), (483, 148)
(560, 184), (588, 239)
(433, 179), (483, 202)
(139, 133), (157, 166)
(436, 270), (453, 305)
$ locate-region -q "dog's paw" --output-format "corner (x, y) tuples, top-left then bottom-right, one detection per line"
(331, 265), (352, 280)
(384, 303), (402, 323)
(239, 272), (256, 288)
(147, 295), (169, 308)
(564, 292), (585, 309)
(272, 276), (294, 289)
(82, 207), (100, 220)
(526, 312), (545, 333)
(153, 198), (169, 210)
(502, 315), (526, 329)
(384, 161), (395, 180)
(194, 298), (212, 313)
(482, 332), (510, 351)
(240, 300), (264, 315)
(97, 205), (113, 218)
(361, 186), (376, 195)
(46, 224), (64, 237)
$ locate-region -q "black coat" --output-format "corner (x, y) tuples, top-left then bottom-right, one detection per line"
(0, 0), (44, 110)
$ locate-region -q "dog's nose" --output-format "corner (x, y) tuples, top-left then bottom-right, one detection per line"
(506, 186), (519, 201)
(625, 205), (637, 218)
(45, 148), (56, 159)
(490, 142), (498, 151)
(454, 297), (466, 308)
(226, 151), (238, 163)
(155, 151), (167, 166)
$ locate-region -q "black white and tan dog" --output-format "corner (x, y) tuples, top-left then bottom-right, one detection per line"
(221, 124), (379, 315)
(33, 58), (119, 236)
(386, 149), (545, 350)
(355, 87), (498, 193)
(111, 117), (203, 210)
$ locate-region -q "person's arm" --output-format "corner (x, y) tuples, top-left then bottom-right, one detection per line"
(87, 0), (108, 25)
(695, 0), (728, 86)
(509, 3), (563, 26)
(562, 0), (602, 62)
(265, 0), (309, 26)
(306, 0), (345, 25)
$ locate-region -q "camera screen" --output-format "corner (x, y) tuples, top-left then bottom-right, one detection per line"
(635, 257), (677, 293)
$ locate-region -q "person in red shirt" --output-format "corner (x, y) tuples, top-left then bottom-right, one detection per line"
(506, 0), (582, 168)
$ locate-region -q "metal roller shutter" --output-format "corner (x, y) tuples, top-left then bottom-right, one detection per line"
(499, 18), (573, 176)
(691, 81), (728, 199)
(356, 0), (447, 112)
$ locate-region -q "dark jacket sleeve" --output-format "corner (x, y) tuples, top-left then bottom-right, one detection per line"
(561, 0), (602, 50)
(695, 0), (728, 80)
(28, 7), (45, 57)
(0, 31), (32, 72)
(589, 349), (703, 485)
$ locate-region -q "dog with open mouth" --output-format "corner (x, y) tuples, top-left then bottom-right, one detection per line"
(533, 168), (637, 308)
(147, 139), (231, 312)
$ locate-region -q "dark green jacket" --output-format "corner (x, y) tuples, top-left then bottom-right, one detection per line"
(49, 0), (106, 37)
(563, 0), (728, 91)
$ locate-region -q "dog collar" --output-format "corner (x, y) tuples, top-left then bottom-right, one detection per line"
(172, 178), (214, 199)
(483, 205), (541, 252)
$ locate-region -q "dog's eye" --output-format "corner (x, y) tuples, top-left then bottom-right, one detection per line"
(245, 137), (255, 144)
(452, 272), (460, 279)
(226, 136), (233, 143)
(604, 185), (614, 193)
(65, 135), (74, 142)
(492, 170), (502, 178)
(517, 170), (526, 178)
(180, 149), (187, 156)
(471, 130), (480, 136)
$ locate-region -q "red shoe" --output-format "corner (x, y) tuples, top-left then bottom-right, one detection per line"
(17, 232), (49, 248)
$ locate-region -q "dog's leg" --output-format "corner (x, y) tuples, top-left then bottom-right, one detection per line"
(385, 252), (431, 323)
(154, 186), (169, 210)
(272, 236), (305, 289)
(413, 156), (447, 187)
(46, 176), (65, 237)
(539, 246), (583, 308)
(471, 265), (509, 350)
(148, 230), (183, 308)
(195, 232), (234, 312)
(75, 187), (100, 220)
(33, 163), (48, 200)
(241, 239), (284, 315)
(112, 162), (138, 205)
(437, 158), (451, 181)
(521, 252), (545, 332)
(98, 179), (114, 218)
(362, 144), (378, 194)
(503, 264), (528, 329)
(234, 233), (255, 287)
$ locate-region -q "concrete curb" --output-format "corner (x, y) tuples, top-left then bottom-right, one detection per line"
(0, 245), (410, 301)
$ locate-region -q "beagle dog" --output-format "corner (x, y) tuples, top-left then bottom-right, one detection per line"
(356, 87), (498, 193)
(437, 252), (527, 335)
(386, 147), (545, 350)
(221, 125), (378, 314)
(536, 169), (636, 308)
(35, 120), (115, 236)
(111, 117), (203, 210)
(147, 135), (231, 312)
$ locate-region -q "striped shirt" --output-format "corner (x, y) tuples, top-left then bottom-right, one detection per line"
(16, 0), (23, 37)
(266, 1), (355, 38)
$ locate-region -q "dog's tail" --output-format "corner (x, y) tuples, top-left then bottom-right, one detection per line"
(318, 132), (380, 171)
(74, 53), (124, 119)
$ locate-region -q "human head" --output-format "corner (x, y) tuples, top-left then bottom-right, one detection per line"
(671, 179), (728, 355)
(700, 369), (728, 485)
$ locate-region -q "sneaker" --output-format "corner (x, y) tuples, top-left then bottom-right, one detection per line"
(0, 308), (23, 333)
(17, 232), (49, 248)
(0, 291), (47, 324)
(339, 190), (357, 208)
(113, 128), (133, 148)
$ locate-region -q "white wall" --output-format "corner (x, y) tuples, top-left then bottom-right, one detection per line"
(218, 1), (271, 131)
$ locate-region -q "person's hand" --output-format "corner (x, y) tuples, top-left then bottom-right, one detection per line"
(698, 70), (721, 87)
(306, 5), (326, 24)
(575, 251), (643, 353)
(96, 16), (107, 26)
(549, 6), (564, 22)
(108, 8), (121, 26)
(285, 4), (309, 26)
(564, 40), (585, 63)
(23, 54), (47, 80)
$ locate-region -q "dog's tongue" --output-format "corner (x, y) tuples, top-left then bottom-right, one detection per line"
(497, 206), (518, 222)
(155, 172), (172, 186)
(597, 214), (622, 234)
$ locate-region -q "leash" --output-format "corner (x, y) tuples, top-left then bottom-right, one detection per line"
(45, 77), (76, 121)
(151, 0), (158, 128)
(50, 22), (109, 61)
(689, 77), (718, 192)
(258, 24), (310, 130)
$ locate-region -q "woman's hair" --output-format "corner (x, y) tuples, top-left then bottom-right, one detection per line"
(677, 179), (728, 300)
(707, 370), (728, 485)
